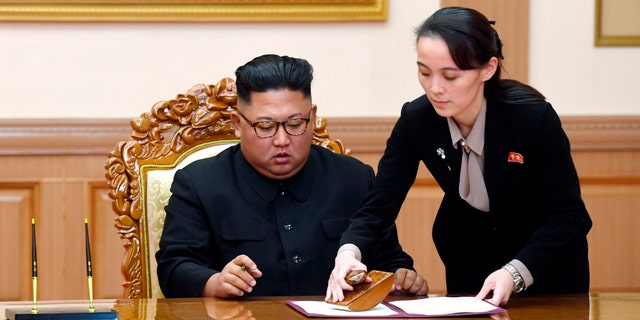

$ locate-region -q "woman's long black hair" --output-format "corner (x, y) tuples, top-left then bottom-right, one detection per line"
(416, 7), (545, 104)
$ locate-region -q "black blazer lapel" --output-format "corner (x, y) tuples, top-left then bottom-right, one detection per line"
(427, 116), (462, 194)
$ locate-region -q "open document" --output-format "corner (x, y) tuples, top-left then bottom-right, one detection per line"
(286, 296), (506, 318)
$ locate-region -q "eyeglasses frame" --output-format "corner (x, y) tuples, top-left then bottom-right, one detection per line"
(236, 109), (312, 138)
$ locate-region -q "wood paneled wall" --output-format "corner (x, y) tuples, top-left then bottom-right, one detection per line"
(0, 116), (638, 301)
(0, 120), (129, 301)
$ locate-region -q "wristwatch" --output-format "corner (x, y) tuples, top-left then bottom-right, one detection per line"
(503, 263), (525, 293)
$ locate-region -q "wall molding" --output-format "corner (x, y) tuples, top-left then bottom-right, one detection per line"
(0, 119), (129, 155)
(1, 116), (638, 155)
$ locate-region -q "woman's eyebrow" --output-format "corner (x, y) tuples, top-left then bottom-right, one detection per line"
(417, 61), (459, 72)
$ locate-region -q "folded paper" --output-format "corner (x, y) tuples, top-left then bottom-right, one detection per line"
(287, 296), (506, 318)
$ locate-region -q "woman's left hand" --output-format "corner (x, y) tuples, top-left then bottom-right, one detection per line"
(475, 268), (514, 306)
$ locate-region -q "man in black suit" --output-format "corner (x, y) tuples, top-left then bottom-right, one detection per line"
(156, 54), (429, 298)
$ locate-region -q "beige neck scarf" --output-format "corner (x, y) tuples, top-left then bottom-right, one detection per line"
(447, 100), (489, 212)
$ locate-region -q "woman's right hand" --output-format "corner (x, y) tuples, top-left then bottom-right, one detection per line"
(325, 250), (368, 302)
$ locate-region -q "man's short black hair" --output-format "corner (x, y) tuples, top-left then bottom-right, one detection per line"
(235, 54), (313, 105)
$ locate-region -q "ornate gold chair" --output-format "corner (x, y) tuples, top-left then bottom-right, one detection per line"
(105, 77), (349, 299)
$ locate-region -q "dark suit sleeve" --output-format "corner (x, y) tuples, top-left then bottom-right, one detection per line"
(358, 162), (416, 272)
(513, 104), (592, 284)
(366, 224), (415, 272)
(156, 168), (218, 298)
(341, 102), (422, 260)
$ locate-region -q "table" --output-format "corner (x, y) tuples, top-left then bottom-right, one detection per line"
(2, 293), (639, 319)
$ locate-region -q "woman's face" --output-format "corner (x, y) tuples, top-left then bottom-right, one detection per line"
(416, 36), (495, 127)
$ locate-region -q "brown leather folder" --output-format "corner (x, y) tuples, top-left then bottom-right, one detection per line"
(328, 270), (394, 311)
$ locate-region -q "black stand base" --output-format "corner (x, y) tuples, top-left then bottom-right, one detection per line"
(5, 308), (117, 320)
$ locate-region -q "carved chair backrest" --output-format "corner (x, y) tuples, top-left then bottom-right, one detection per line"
(105, 77), (349, 299)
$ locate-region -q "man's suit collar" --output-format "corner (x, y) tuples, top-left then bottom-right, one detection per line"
(236, 146), (316, 203)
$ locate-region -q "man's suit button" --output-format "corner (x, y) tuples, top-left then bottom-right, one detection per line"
(292, 255), (302, 264)
(283, 223), (293, 231)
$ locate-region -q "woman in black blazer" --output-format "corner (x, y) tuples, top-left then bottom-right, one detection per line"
(326, 7), (592, 306)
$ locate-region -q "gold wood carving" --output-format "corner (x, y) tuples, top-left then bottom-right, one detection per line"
(105, 77), (348, 299)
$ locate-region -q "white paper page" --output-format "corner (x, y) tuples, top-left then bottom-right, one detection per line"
(389, 297), (498, 316)
(291, 300), (399, 317)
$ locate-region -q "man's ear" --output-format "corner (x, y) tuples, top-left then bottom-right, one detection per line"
(230, 111), (242, 138)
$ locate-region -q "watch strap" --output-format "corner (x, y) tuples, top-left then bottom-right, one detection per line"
(503, 263), (525, 293)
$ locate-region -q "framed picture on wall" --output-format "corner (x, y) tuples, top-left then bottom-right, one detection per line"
(595, 0), (640, 46)
(0, 0), (388, 22)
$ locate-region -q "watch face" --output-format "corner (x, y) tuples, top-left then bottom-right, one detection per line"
(515, 279), (525, 293)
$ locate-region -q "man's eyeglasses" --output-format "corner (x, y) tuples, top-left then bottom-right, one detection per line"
(237, 110), (311, 138)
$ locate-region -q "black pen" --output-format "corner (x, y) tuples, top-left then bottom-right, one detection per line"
(85, 218), (96, 312)
(31, 218), (38, 314)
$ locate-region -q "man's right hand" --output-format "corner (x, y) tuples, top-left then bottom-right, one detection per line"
(325, 250), (368, 303)
(202, 254), (263, 298)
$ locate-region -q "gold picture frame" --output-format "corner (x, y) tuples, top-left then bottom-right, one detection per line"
(594, 0), (640, 46)
(0, 0), (387, 22)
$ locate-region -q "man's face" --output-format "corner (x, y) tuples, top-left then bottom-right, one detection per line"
(231, 89), (316, 180)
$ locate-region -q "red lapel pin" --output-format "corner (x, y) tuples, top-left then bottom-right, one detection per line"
(508, 152), (524, 164)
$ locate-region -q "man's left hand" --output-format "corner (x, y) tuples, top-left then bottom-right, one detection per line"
(392, 268), (429, 295)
